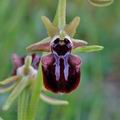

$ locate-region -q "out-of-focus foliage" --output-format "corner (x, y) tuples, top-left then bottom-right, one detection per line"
(0, 0), (120, 120)
(88, 0), (114, 7)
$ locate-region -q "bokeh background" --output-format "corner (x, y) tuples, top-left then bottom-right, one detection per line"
(0, 0), (120, 120)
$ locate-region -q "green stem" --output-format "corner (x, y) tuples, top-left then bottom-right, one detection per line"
(18, 88), (30, 120)
(28, 64), (43, 120)
(58, 0), (66, 30)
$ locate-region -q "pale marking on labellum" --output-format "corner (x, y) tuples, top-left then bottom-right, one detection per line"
(53, 53), (60, 81)
(53, 51), (70, 81)
(64, 53), (69, 81)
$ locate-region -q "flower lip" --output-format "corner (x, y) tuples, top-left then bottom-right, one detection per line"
(41, 53), (81, 93)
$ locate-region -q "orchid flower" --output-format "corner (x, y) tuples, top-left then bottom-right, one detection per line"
(26, 0), (103, 93)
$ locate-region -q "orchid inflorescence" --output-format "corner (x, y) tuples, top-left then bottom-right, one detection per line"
(0, 0), (104, 120)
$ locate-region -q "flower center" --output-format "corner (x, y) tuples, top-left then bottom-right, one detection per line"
(51, 38), (72, 56)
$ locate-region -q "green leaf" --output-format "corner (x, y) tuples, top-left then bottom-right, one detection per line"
(28, 63), (43, 120)
(3, 77), (29, 111)
(40, 93), (69, 106)
(88, 0), (114, 7)
(73, 45), (104, 53)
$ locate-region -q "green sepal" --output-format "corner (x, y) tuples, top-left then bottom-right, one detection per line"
(26, 37), (51, 53)
(40, 93), (69, 105)
(64, 17), (80, 37)
(73, 45), (104, 53)
(41, 16), (58, 37)
(88, 0), (114, 7)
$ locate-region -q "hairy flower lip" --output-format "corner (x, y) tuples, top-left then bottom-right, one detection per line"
(41, 52), (81, 93)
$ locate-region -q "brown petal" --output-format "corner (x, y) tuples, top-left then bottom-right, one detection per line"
(72, 39), (88, 49)
(26, 37), (51, 52)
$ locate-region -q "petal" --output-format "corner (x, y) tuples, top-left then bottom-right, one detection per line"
(12, 54), (24, 68)
(31, 54), (41, 69)
(12, 54), (24, 75)
(26, 37), (51, 52)
(72, 38), (88, 49)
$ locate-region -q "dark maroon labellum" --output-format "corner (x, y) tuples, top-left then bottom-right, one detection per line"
(41, 38), (81, 93)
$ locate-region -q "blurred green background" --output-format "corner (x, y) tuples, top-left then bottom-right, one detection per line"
(0, 0), (120, 120)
